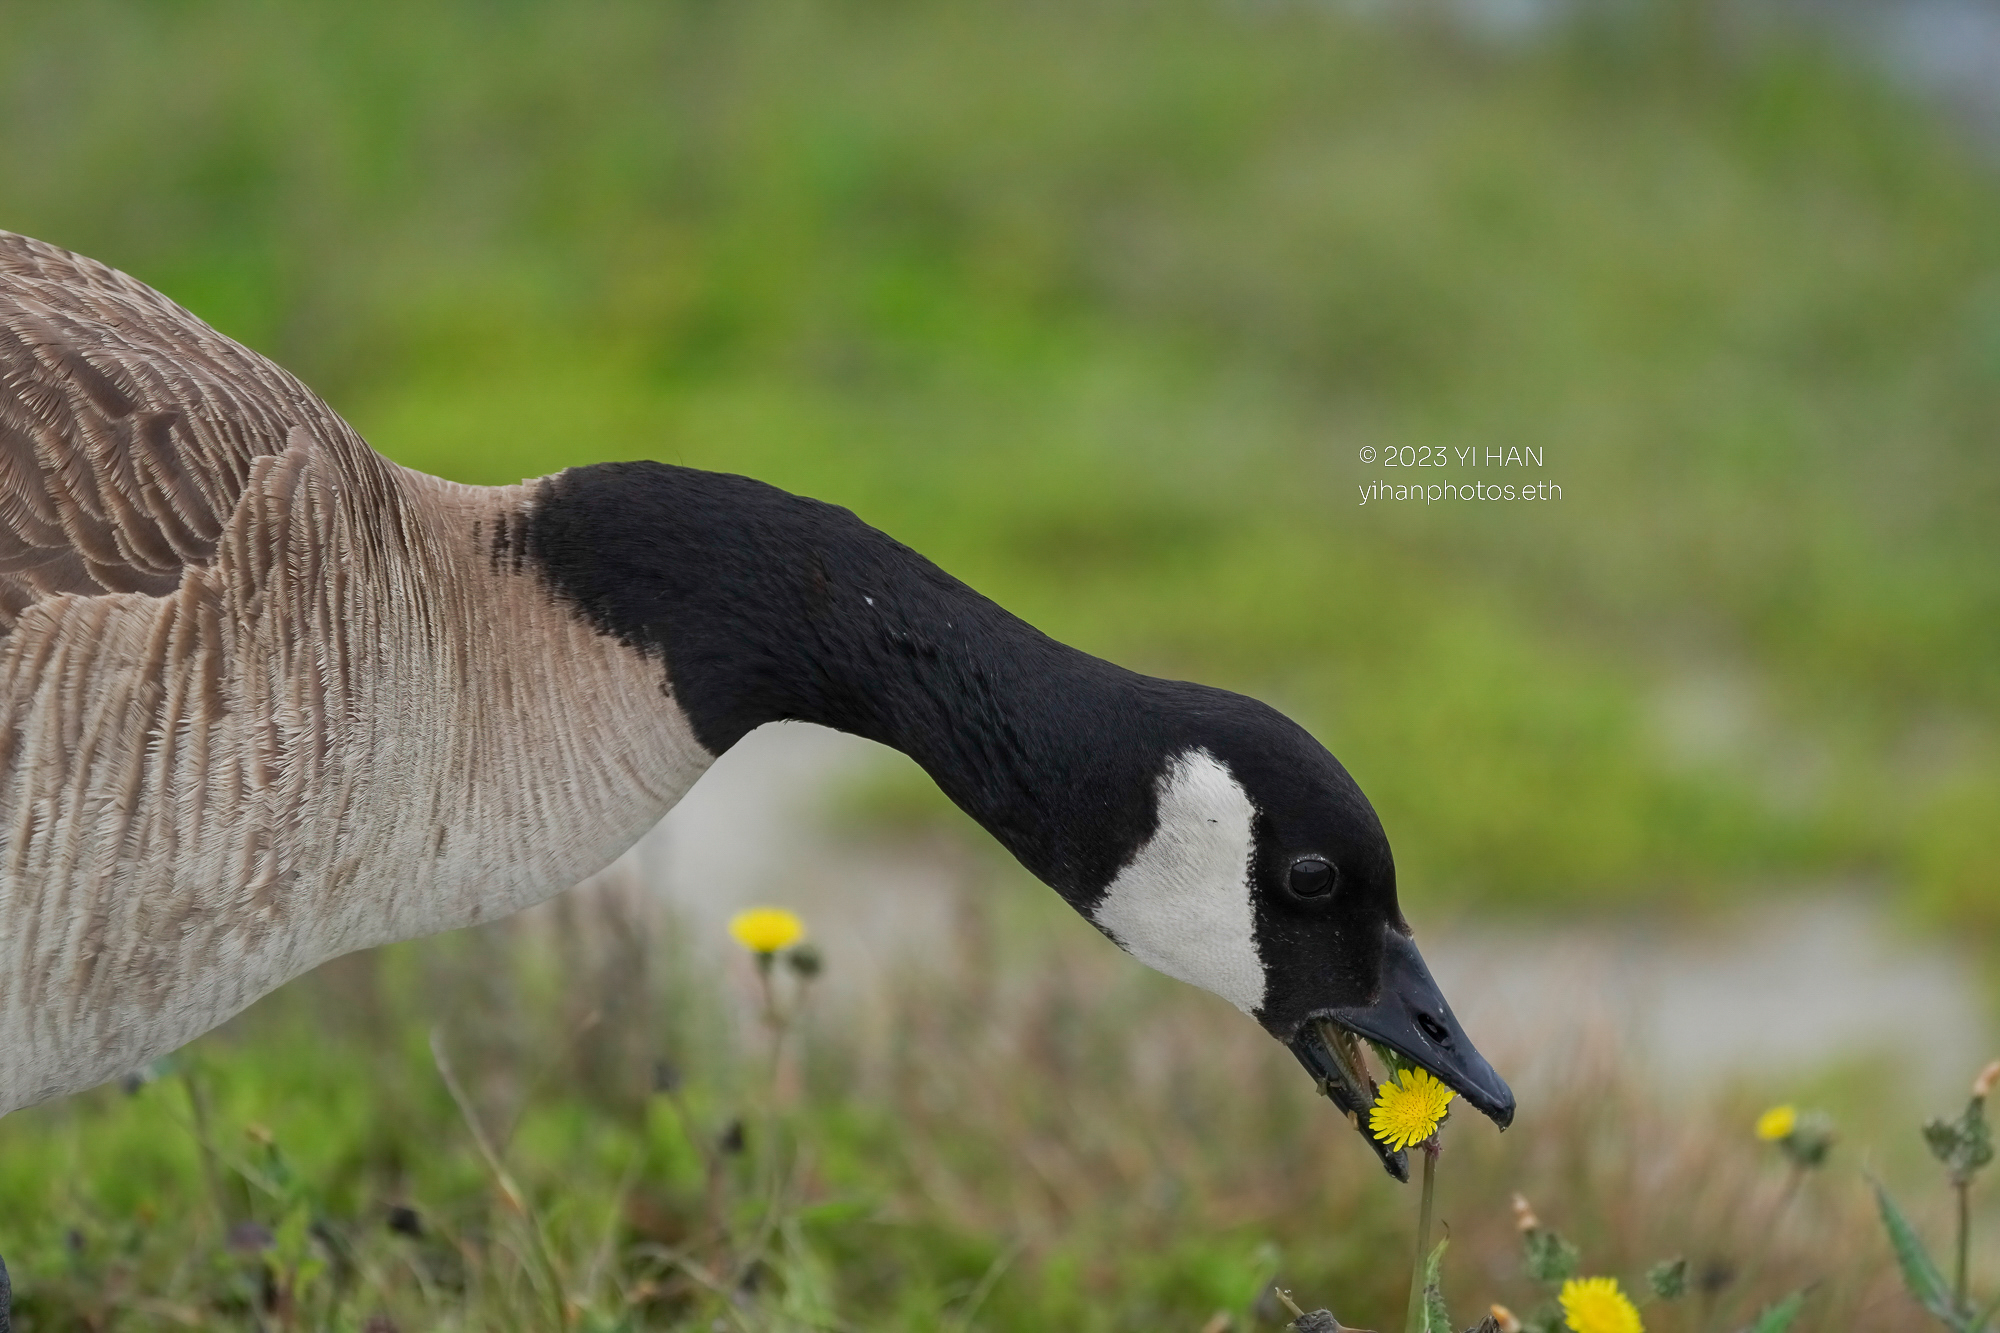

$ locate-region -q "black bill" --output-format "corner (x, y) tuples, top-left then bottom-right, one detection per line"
(1288, 924), (1516, 1181)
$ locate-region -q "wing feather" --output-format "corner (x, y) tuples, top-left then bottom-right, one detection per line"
(0, 231), (372, 636)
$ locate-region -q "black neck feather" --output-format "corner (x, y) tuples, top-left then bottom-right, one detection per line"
(524, 461), (1185, 902)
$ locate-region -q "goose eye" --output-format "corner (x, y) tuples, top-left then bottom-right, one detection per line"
(1288, 856), (1336, 899)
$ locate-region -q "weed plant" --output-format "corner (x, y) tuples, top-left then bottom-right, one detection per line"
(0, 875), (1951, 1330)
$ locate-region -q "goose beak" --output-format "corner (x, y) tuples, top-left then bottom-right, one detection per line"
(1287, 1021), (1411, 1180)
(1287, 925), (1515, 1181)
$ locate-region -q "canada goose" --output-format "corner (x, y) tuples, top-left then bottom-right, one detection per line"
(0, 230), (1510, 1302)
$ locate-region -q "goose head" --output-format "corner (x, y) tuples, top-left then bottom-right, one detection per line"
(1084, 689), (1514, 1180)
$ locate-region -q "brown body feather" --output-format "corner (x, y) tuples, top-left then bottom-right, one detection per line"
(0, 233), (711, 1113)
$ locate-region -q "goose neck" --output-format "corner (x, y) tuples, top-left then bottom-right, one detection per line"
(526, 462), (1161, 902)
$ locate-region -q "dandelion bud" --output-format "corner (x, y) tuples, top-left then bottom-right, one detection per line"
(1924, 1095), (1995, 1185)
(1511, 1192), (1540, 1232)
(1525, 1228), (1581, 1283)
(1973, 1059), (2000, 1101)
(1698, 1259), (1737, 1295)
(787, 942), (824, 979)
(1780, 1112), (1836, 1169)
(1490, 1305), (1523, 1333)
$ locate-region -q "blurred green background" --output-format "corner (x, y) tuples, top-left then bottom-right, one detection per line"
(2, 2), (1998, 1327)
(5, 0), (1997, 923)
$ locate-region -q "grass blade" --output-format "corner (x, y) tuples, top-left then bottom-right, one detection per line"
(942, 1238), (1026, 1333)
(1743, 1289), (1807, 1333)
(432, 1028), (571, 1333)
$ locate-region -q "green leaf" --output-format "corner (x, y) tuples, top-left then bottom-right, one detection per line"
(1423, 1237), (1453, 1333)
(273, 1204), (313, 1266)
(294, 1253), (329, 1297)
(1873, 1178), (1961, 1323)
(1742, 1289), (1807, 1333)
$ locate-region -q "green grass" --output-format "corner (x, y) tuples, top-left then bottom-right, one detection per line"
(0, 885), (1959, 1330)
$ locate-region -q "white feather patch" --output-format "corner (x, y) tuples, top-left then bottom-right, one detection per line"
(1091, 748), (1266, 1014)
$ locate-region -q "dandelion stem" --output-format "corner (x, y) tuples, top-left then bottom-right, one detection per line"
(1955, 1177), (1971, 1315)
(1722, 1160), (1806, 1333)
(1404, 1138), (1439, 1333)
(754, 951), (780, 1031)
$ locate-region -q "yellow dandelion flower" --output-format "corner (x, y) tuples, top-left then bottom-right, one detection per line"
(1755, 1104), (1797, 1142)
(1368, 1066), (1454, 1151)
(729, 907), (806, 954)
(1559, 1277), (1643, 1333)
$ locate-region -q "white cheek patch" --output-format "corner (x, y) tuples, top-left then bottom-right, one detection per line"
(1091, 748), (1266, 1015)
